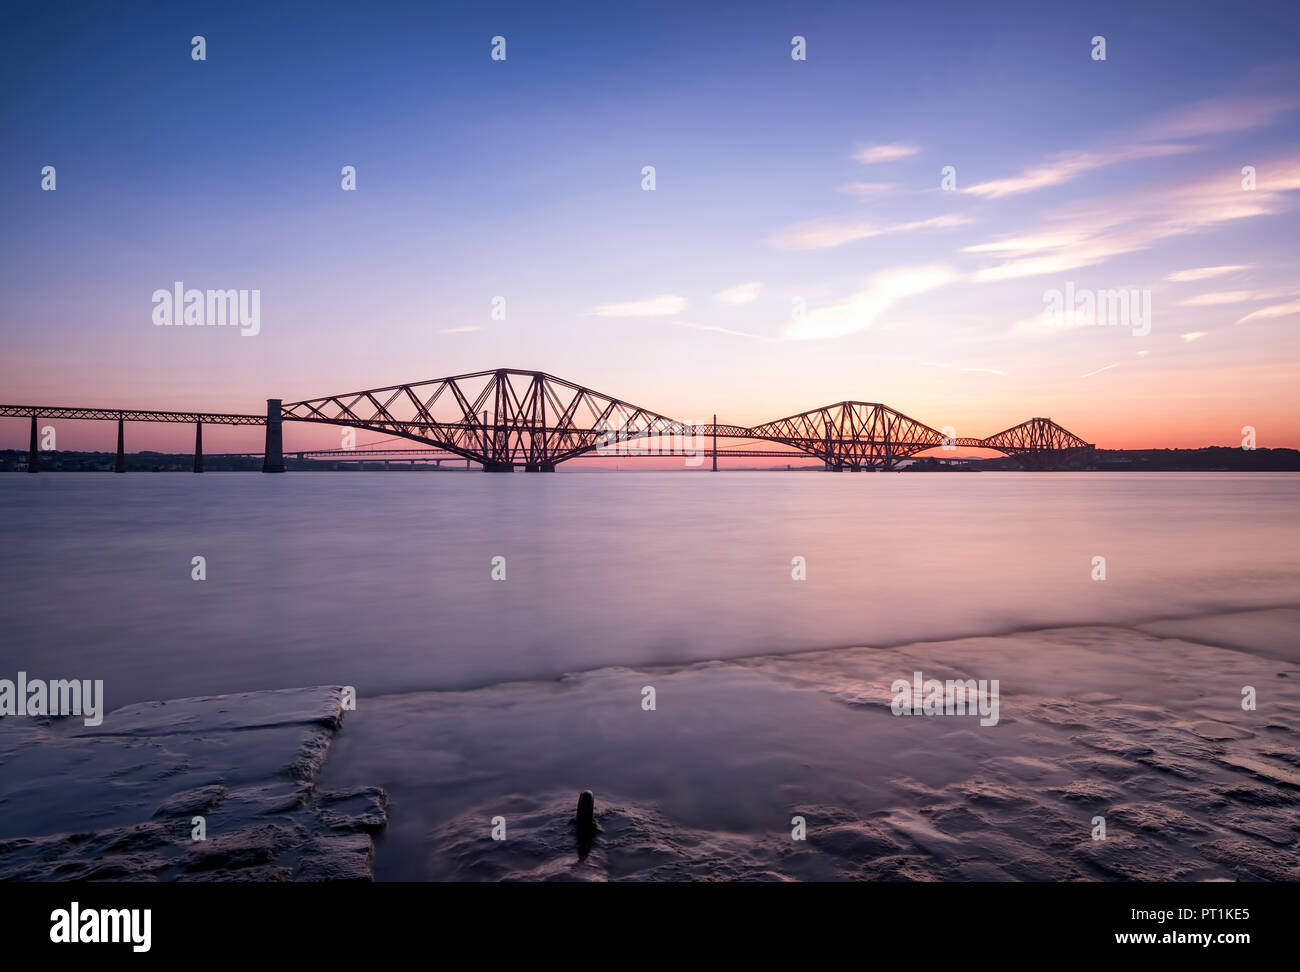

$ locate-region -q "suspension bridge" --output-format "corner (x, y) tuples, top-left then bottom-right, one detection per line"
(2, 368), (1094, 473)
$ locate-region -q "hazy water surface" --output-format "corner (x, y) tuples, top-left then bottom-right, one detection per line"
(1, 471), (1296, 709)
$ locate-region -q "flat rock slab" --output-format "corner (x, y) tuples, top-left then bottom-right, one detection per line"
(0, 686), (386, 881)
(77, 687), (347, 737)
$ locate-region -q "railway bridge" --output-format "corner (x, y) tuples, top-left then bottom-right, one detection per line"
(2, 368), (1094, 473)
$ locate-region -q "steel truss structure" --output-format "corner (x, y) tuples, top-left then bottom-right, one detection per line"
(3, 368), (1095, 472)
(281, 369), (1093, 470)
(0, 406), (262, 425)
(282, 369), (693, 471)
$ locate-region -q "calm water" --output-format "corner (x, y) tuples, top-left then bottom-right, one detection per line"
(0, 471), (1297, 709)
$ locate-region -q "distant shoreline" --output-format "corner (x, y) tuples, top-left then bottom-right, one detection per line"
(3, 447), (1298, 473)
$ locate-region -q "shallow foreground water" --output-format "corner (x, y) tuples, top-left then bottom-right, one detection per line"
(2, 472), (1298, 880)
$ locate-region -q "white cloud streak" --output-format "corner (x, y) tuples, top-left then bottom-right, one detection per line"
(783, 265), (956, 341)
(853, 143), (919, 164)
(714, 282), (763, 305)
(768, 213), (969, 251)
(589, 295), (687, 318)
(1164, 265), (1249, 282)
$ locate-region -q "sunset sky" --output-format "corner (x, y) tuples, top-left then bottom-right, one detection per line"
(2, 0), (1298, 456)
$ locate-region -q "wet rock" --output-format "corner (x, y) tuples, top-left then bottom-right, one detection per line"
(1216, 754), (1300, 789)
(180, 822), (304, 874)
(1109, 803), (1209, 840)
(1134, 753), (1203, 779)
(1074, 833), (1180, 881)
(1072, 732), (1154, 758)
(298, 834), (375, 882)
(1212, 783), (1294, 807)
(1060, 754), (1145, 780)
(1219, 808), (1300, 845)
(809, 822), (904, 860)
(921, 804), (989, 835)
(153, 784), (226, 818)
(1183, 721), (1254, 741)
(222, 781), (313, 816)
(1195, 837), (1300, 881)
(0, 686), (386, 881)
(1049, 779), (1121, 803)
(317, 787), (388, 832)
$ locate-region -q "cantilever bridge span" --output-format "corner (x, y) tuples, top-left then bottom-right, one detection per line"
(3, 368), (1094, 473)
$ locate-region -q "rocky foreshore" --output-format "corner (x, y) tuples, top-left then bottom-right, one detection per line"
(320, 609), (1300, 881)
(0, 686), (387, 881)
(5, 611), (1300, 882)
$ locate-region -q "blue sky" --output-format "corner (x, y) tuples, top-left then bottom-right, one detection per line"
(2, 0), (1299, 451)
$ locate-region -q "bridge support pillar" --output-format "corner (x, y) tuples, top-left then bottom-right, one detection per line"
(711, 414), (717, 471)
(27, 415), (39, 473)
(115, 417), (126, 473)
(524, 462), (555, 472)
(482, 461), (514, 472)
(26, 413), (39, 473)
(193, 422), (203, 473)
(262, 399), (285, 473)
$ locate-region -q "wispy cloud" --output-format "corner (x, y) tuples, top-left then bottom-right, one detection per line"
(1081, 363), (1119, 378)
(1178, 287), (1300, 307)
(1164, 265), (1250, 282)
(589, 295), (686, 317)
(1146, 72), (1300, 140)
(1181, 331), (1207, 342)
(1238, 298), (1300, 324)
(674, 321), (770, 340)
(769, 219), (875, 250)
(963, 144), (1191, 200)
(964, 232), (1090, 255)
(783, 264), (955, 341)
(1179, 291), (1263, 306)
(837, 181), (895, 197)
(966, 154), (1300, 282)
(768, 213), (969, 251)
(853, 143), (919, 164)
(962, 74), (1299, 202)
(714, 282), (763, 305)
(439, 326), (480, 334)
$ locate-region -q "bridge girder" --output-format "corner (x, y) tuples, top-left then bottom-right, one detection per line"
(281, 369), (697, 469)
(744, 401), (946, 469)
(978, 417), (1095, 469)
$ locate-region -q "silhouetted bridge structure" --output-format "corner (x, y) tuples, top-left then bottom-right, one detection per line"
(3, 368), (1094, 473)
